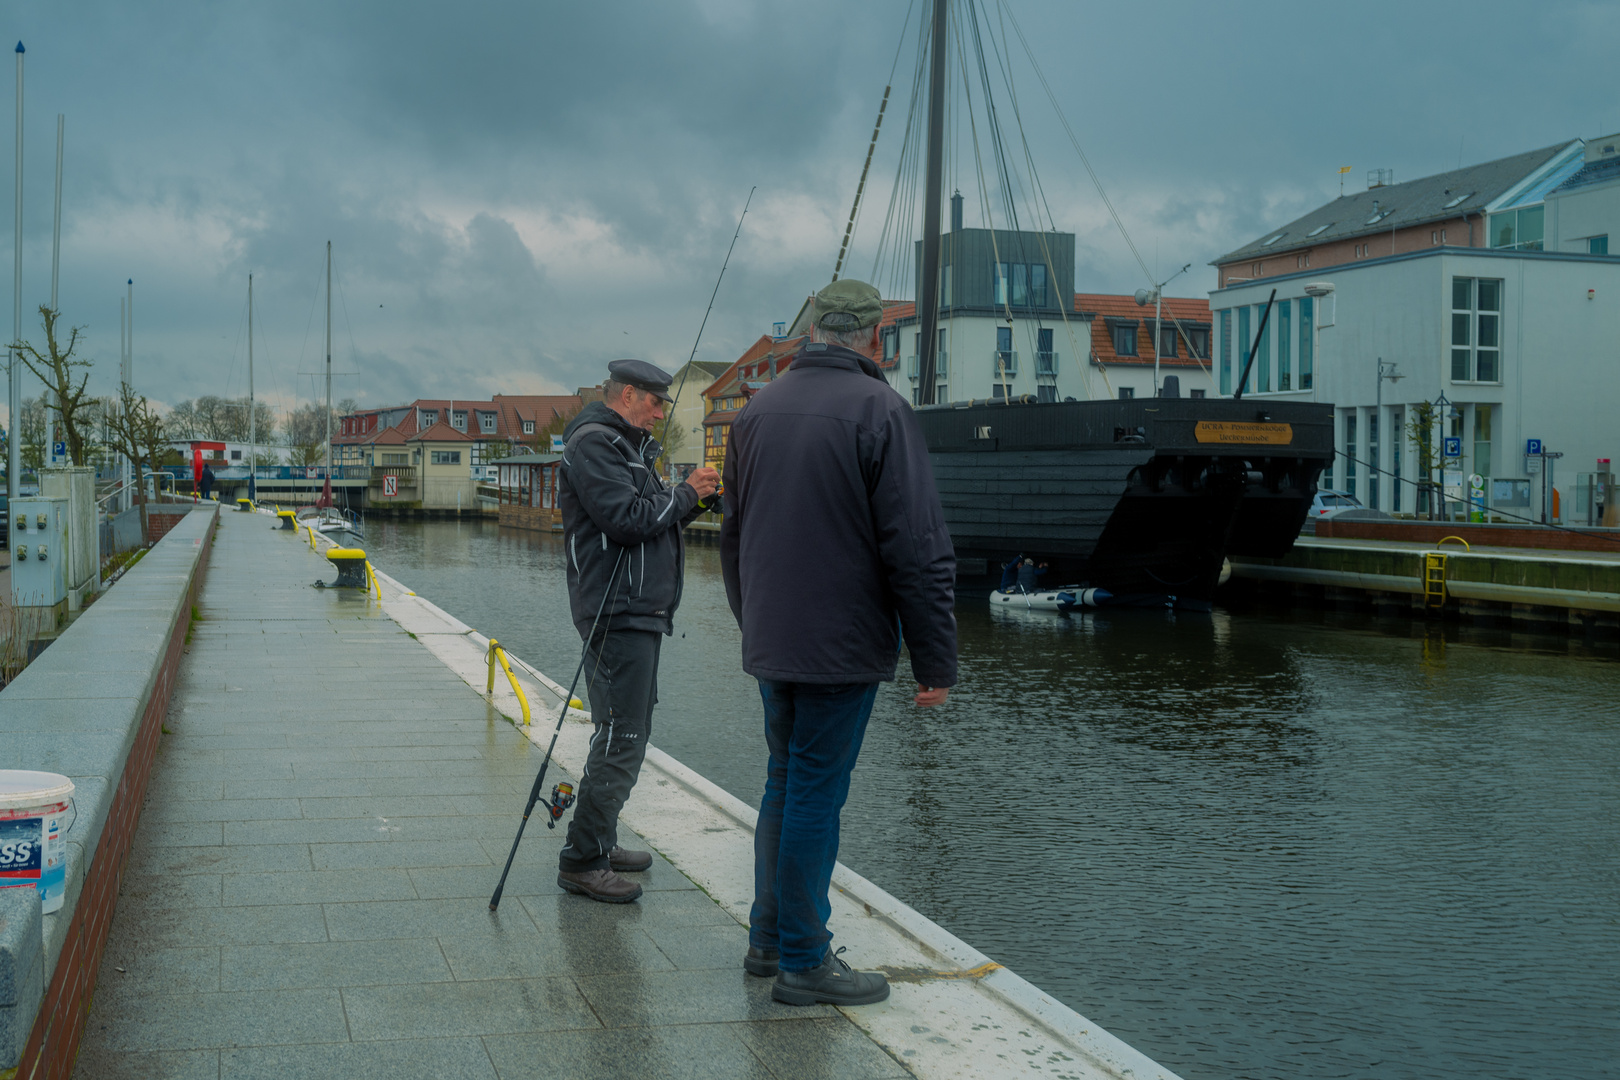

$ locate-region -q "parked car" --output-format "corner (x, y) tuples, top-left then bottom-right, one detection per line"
(1309, 489), (1367, 519)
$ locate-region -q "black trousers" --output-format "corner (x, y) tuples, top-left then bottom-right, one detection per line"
(559, 629), (661, 873)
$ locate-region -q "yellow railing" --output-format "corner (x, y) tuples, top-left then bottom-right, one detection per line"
(1437, 535), (1471, 551)
(486, 639), (532, 726)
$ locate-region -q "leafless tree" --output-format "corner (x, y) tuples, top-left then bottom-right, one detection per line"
(11, 306), (97, 465)
(104, 383), (167, 544)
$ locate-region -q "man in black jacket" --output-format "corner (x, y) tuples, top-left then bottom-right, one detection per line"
(556, 359), (719, 903)
(721, 279), (957, 1006)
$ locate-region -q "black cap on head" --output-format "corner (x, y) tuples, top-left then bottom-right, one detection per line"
(607, 358), (675, 402)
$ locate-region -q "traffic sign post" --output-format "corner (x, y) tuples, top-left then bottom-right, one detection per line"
(1443, 436), (1462, 459)
(382, 475), (398, 497)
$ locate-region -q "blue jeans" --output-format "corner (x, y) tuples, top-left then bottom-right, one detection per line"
(749, 679), (879, 973)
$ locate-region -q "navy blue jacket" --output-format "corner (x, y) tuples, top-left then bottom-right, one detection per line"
(720, 343), (957, 686)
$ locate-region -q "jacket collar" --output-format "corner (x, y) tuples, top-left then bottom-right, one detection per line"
(791, 342), (887, 383)
(564, 400), (662, 461)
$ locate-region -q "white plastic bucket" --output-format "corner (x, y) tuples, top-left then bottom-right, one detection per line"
(0, 770), (75, 914)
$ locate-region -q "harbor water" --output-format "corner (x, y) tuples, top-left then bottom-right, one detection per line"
(364, 518), (1620, 1080)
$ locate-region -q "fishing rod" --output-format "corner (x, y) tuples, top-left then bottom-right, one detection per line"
(489, 547), (626, 912)
(658, 185), (755, 452)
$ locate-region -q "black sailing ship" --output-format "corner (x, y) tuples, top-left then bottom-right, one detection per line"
(855, 0), (1331, 608)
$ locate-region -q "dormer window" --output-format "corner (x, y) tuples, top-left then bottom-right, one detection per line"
(480, 412), (496, 434)
(420, 410), (438, 427)
(1307, 223), (1332, 237)
(1261, 233), (1286, 247)
(452, 410), (467, 430)
(522, 420), (535, 435)
(1442, 191), (1474, 209)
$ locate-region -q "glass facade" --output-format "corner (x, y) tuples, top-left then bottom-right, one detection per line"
(1237, 306), (1251, 394)
(1220, 310), (1233, 395)
(1299, 296), (1314, 389)
(1256, 304), (1271, 392)
(1278, 300), (1292, 391)
(1368, 413), (1379, 509)
(1344, 410), (1358, 499)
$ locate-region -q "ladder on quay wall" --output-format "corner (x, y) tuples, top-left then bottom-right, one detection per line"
(1424, 553), (1447, 609)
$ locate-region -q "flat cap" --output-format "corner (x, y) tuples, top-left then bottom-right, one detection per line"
(608, 358), (675, 402)
(813, 278), (883, 332)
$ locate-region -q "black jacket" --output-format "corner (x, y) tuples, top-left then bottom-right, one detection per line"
(559, 402), (704, 638)
(721, 343), (957, 686)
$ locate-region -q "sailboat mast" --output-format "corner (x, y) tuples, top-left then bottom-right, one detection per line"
(324, 240), (332, 479)
(248, 273), (255, 501)
(915, 0), (948, 404)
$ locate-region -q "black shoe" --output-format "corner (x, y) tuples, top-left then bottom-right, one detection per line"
(744, 946), (779, 977)
(771, 947), (889, 1006)
(609, 845), (653, 873)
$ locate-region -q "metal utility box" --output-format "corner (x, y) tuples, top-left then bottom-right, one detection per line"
(11, 497), (70, 608)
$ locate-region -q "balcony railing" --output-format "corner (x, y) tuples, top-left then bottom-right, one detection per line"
(1035, 350), (1057, 377)
(992, 350), (1018, 376)
(906, 353), (949, 379)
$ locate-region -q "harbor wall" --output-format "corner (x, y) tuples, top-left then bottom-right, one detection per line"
(1317, 518), (1620, 554)
(0, 505), (218, 1078)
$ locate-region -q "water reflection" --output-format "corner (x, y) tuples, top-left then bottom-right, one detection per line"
(365, 520), (1620, 1080)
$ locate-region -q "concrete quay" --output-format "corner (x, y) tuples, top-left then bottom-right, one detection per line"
(58, 508), (1179, 1079)
(1230, 534), (1620, 636)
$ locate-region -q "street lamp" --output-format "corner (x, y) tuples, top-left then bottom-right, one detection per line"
(1135, 263), (1192, 397)
(1375, 358), (1403, 509)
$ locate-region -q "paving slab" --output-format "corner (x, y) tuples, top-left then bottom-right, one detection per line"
(74, 510), (915, 1080)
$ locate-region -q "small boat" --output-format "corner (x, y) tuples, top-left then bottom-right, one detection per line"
(297, 505), (364, 545)
(989, 586), (1113, 612)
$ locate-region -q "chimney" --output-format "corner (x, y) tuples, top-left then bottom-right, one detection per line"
(951, 190), (963, 232)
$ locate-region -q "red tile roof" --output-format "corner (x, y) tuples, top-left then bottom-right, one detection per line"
(1074, 293), (1212, 368)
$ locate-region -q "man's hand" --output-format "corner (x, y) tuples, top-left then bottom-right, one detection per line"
(684, 467), (720, 500)
(914, 684), (949, 707)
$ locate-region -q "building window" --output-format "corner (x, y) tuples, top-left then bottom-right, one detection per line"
(452, 410), (467, 430)
(1344, 410), (1358, 500)
(991, 383), (1013, 402)
(381, 452), (408, 465)
(1035, 328), (1055, 377)
(1118, 387), (1135, 400)
(1190, 389), (1206, 399)
(1299, 296), (1313, 390)
(1473, 404), (1493, 480)
(1277, 300), (1292, 391)
(522, 420), (535, 435)
(1391, 408), (1403, 513)
(1157, 325), (1177, 358)
(1111, 322), (1138, 357)
(993, 262), (1050, 307)
(1591, 235), (1609, 255)
(1255, 303), (1271, 393)
(1036, 384), (1057, 403)
(431, 450), (462, 465)
(1187, 326), (1210, 359)
(420, 410), (438, 427)
(231, 449), (242, 460)
(1489, 206), (1544, 250)
(1368, 412), (1379, 510)
(1219, 309), (1232, 395)
(994, 326), (1017, 376)
(480, 413), (496, 434)
(1237, 306), (1251, 394)
(1451, 277), (1502, 382)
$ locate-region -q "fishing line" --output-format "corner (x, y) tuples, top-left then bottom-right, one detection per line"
(657, 186), (754, 453)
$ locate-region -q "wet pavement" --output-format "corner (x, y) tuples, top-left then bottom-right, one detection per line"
(71, 510), (908, 1080)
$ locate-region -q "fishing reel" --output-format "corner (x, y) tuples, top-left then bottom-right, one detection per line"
(543, 782), (576, 829)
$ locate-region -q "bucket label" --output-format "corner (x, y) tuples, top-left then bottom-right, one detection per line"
(0, 818), (42, 877)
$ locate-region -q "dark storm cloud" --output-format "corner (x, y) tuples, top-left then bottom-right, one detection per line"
(0, 0), (1613, 425)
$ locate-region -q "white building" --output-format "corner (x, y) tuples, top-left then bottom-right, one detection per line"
(1210, 134), (1620, 523)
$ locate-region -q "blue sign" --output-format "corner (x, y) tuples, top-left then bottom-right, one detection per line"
(1443, 436), (1462, 458)
(1526, 438), (1542, 456)
(51, 441), (65, 457)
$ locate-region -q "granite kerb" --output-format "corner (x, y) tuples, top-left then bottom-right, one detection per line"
(0, 504), (218, 1073)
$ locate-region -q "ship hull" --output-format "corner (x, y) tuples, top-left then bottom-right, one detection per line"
(915, 398), (1334, 608)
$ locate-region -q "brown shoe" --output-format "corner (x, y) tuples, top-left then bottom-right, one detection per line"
(557, 867), (643, 903)
(609, 846), (653, 873)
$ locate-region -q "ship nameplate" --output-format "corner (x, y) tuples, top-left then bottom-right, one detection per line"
(1194, 421), (1293, 445)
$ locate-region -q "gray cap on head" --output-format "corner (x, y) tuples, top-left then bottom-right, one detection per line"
(813, 278), (884, 332)
(608, 358), (675, 402)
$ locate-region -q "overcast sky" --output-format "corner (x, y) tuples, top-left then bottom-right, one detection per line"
(1, 0), (1614, 426)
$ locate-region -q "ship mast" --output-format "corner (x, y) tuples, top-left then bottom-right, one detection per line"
(914, 0), (948, 404)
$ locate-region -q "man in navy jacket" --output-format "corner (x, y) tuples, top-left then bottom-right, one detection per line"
(721, 278), (957, 1006)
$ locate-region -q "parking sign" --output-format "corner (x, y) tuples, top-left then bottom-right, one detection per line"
(1443, 436), (1462, 458)
(1526, 438), (1542, 456)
